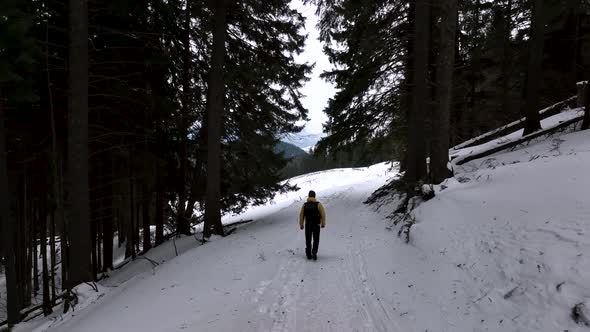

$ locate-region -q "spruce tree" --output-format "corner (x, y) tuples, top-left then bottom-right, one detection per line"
(0, 0), (39, 323)
(522, 0), (545, 135)
(406, 0), (429, 183)
(66, 0), (92, 287)
(431, 0), (458, 184)
(204, 0), (228, 237)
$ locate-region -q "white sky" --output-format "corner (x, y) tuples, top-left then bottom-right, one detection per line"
(291, 0), (336, 135)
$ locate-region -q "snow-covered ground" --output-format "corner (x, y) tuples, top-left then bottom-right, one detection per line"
(0, 233), (158, 324)
(14, 124), (590, 331)
(451, 108), (583, 162)
(451, 97), (577, 151)
(407, 128), (590, 331)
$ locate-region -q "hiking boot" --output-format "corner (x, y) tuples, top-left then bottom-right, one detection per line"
(312, 254), (317, 260)
(306, 254), (312, 260)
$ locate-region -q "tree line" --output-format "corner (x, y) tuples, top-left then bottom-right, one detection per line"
(312, 0), (590, 184)
(0, 0), (309, 326)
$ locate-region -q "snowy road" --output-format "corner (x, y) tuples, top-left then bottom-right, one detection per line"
(48, 165), (408, 332)
(19, 126), (590, 332)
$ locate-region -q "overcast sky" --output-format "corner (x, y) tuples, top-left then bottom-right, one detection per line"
(291, 0), (336, 135)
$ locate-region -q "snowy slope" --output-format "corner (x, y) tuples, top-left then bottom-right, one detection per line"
(14, 127), (590, 332)
(451, 108), (583, 162)
(404, 129), (590, 331)
(451, 97), (577, 151)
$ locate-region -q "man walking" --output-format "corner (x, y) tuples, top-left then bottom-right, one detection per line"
(299, 190), (326, 260)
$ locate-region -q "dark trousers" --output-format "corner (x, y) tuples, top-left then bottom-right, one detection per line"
(305, 223), (320, 256)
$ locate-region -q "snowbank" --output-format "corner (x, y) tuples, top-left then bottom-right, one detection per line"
(402, 128), (590, 331)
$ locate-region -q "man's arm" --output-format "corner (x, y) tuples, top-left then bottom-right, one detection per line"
(318, 202), (326, 227)
(299, 206), (304, 229)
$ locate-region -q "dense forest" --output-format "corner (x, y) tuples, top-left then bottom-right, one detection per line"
(0, 0), (309, 325)
(314, 0), (589, 183)
(1, 0), (589, 327)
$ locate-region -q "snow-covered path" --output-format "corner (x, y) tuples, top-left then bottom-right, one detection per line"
(47, 165), (408, 332)
(16, 126), (590, 332)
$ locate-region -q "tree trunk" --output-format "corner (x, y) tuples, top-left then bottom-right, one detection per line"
(582, 81), (590, 129)
(154, 81), (165, 246)
(91, 211), (97, 280)
(102, 162), (113, 271)
(450, 14), (461, 146)
(522, 0), (545, 135)
(90, 162), (98, 278)
(135, 189), (140, 254)
(473, 0), (483, 134)
(16, 201), (25, 310)
(177, 0), (192, 236)
(500, 0), (513, 124)
(431, 0), (458, 184)
(24, 171), (32, 308)
(125, 168), (136, 259)
(41, 200), (52, 316)
(405, 0), (429, 183)
(204, 0), (228, 238)
(184, 162), (205, 223)
(60, 208), (68, 289)
(66, 0), (92, 288)
(96, 210), (102, 272)
(0, 97), (19, 326)
(568, 0), (580, 86)
(142, 182), (152, 253)
(46, 11), (66, 295)
(117, 199), (125, 247)
(49, 210), (57, 303)
(155, 173), (164, 246)
(401, 0), (415, 175)
(102, 206), (113, 270)
(33, 203), (39, 296)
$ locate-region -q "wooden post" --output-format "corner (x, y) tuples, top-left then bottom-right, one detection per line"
(582, 80), (590, 130)
(577, 81), (587, 108)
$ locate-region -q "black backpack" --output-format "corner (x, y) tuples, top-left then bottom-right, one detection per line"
(303, 201), (321, 225)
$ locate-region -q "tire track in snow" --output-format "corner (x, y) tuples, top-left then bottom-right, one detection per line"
(338, 207), (400, 332)
(250, 178), (402, 332)
(267, 256), (305, 332)
(247, 231), (307, 332)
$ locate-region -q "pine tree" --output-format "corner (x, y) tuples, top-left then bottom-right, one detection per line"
(198, 0), (311, 216)
(405, 0), (429, 183)
(177, 0), (192, 236)
(40, 199), (52, 315)
(313, 0), (409, 161)
(66, 0), (92, 287)
(0, 101), (18, 326)
(582, 81), (590, 129)
(204, 0), (228, 238)
(431, 0), (458, 183)
(0, 0), (40, 322)
(522, 0), (545, 135)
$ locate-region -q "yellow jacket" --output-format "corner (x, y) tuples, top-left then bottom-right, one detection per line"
(299, 197), (326, 228)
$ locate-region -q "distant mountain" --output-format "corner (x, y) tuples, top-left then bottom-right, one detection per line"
(282, 130), (324, 149)
(274, 141), (308, 159)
